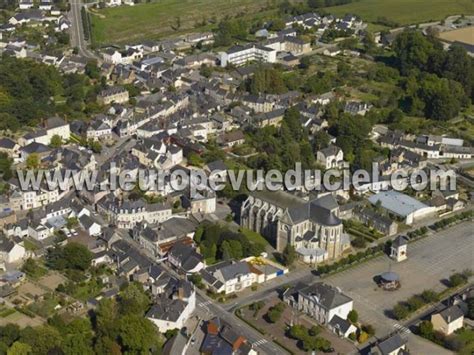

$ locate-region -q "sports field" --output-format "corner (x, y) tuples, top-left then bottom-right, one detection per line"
(90, 0), (275, 45)
(324, 0), (473, 27)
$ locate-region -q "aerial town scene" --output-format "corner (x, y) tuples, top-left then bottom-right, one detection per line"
(0, 0), (473, 354)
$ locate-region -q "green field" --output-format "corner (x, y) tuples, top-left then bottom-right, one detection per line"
(324, 0), (473, 28)
(90, 0), (277, 45)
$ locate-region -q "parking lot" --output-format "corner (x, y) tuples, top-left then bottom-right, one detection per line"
(326, 222), (473, 336)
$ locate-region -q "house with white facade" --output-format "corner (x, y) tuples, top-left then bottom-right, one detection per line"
(219, 44), (277, 67)
(431, 305), (464, 335)
(0, 235), (26, 264)
(283, 282), (353, 325)
(200, 260), (255, 295)
(146, 279), (196, 332)
(317, 145), (344, 169)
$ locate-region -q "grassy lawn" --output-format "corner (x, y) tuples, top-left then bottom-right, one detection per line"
(0, 307), (16, 318)
(324, 0), (473, 27)
(71, 279), (103, 301)
(90, 0), (277, 45)
(457, 328), (474, 355)
(238, 227), (270, 247)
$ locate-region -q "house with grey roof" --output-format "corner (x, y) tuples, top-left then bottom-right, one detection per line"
(200, 260), (255, 295)
(0, 235), (26, 264)
(328, 314), (357, 338)
(431, 305), (464, 335)
(370, 333), (408, 355)
(146, 279), (196, 332)
(168, 241), (204, 274)
(283, 282), (353, 325)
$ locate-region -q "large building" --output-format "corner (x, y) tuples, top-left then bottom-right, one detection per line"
(219, 44), (276, 67)
(240, 190), (350, 262)
(283, 282), (353, 325)
(368, 190), (436, 225)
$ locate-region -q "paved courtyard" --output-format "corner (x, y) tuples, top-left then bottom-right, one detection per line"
(325, 222), (473, 336)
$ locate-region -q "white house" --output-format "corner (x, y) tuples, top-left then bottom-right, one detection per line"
(431, 305), (464, 335)
(146, 280), (196, 332)
(317, 145), (344, 169)
(328, 315), (357, 338)
(79, 215), (102, 236)
(219, 44), (276, 67)
(0, 235), (26, 264)
(200, 260), (255, 295)
(283, 282), (353, 324)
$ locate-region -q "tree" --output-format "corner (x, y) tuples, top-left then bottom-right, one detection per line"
(50, 134), (62, 148)
(66, 217), (79, 229)
(199, 64), (212, 78)
(85, 60), (100, 80)
(118, 315), (160, 354)
(0, 324), (20, 347)
(119, 282), (151, 316)
(0, 152), (12, 180)
(248, 66), (287, 95)
(94, 336), (121, 355)
(288, 324), (307, 339)
(62, 243), (92, 270)
(19, 325), (62, 355)
(347, 309), (358, 323)
(47, 242), (92, 271)
(95, 298), (119, 338)
(393, 30), (436, 74)
(187, 152), (204, 167)
(299, 56), (311, 70)
(421, 290), (439, 303)
(87, 139), (102, 153)
(269, 18), (285, 31)
(7, 342), (31, 355)
(418, 320), (434, 338)
(281, 244), (296, 266)
(266, 302), (285, 323)
(26, 153), (40, 170)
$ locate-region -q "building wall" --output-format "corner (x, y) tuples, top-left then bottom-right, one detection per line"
(432, 314), (463, 335)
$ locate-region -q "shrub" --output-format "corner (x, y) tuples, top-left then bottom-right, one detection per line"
(393, 304), (410, 320)
(358, 331), (369, 343)
(347, 310), (358, 323)
(449, 273), (467, 288)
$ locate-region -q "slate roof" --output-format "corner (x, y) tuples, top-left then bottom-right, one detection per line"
(0, 138), (16, 149)
(392, 235), (408, 248)
(285, 282), (352, 310)
(328, 314), (353, 334)
(213, 260), (251, 282)
(376, 334), (407, 355)
(437, 305), (464, 323)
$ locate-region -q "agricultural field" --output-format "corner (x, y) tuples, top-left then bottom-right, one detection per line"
(439, 26), (474, 45)
(324, 0), (473, 28)
(90, 0), (278, 45)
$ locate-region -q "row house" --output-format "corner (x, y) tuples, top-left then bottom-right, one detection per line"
(98, 197), (172, 229)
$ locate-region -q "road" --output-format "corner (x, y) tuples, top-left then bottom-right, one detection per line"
(69, 0), (98, 59)
(115, 229), (287, 355)
(215, 220), (472, 351)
